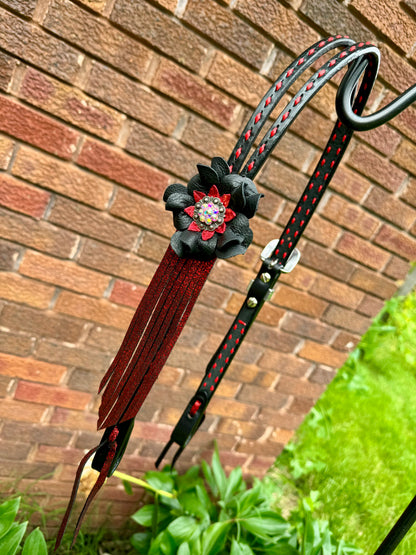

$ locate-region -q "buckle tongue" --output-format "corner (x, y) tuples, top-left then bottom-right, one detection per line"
(260, 239), (301, 273)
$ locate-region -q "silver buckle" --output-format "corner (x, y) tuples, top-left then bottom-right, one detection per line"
(260, 240), (301, 273)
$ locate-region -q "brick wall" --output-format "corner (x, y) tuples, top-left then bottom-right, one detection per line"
(0, 0), (415, 532)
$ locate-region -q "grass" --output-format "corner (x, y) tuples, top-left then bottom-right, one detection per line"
(272, 291), (416, 554)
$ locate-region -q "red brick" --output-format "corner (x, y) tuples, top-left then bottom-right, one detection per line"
(0, 272), (55, 309)
(401, 179), (416, 208)
(383, 256), (411, 281)
(0, 135), (14, 169)
(55, 290), (134, 330)
(0, 173), (50, 218)
(0, 95), (79, 159)
(259, 407), (304, 430)
(86, 325), (125, 353)
(350, 0), (416, 54)
(0, 51), (16, 92)
(19, 67), (125, 142)
(277, 375), (324, 399)
(278, 265), (316, 292)
(44, 0), (153, 80)
(0, 239), (20, 270)
(359, 124), (401, 157)
(0, 8), (82, 83)
(303, 214), (340, 249)
(237, 0), (318, 52)
(309, 366), (336, 385)
(271, 428), (294, 445)
(392, 139), (416, 175)
(0, 330), (34, 357)
(0, 398), (47, 423)
(184, 0), (272, 70)
(77, 139), (169, 200)
(258, 350), (311, 377)
(300, 0), (373, 42)
(0, 208), (79, 258)
(323, 305), (371, 335)
(207, 51), (270, 108)
(299, 341), (347, 368)
(374, 224), (416, 260)
(364, 186), (415, 230)
(0, 303), (85, 342)
(109, 280), (146, 308)
(357, 294), (385, 317)
(1, 421), (72, 446)
(348, 144), (407, 193)
(310, 275), (364, 309)
(1, 0), (37, 17)
(76, 0), (106, 13)
(0, 352), (66, 384)
(251, 216), (282, 248)
(378, 44), (416, 93)
(330, 165), (372, 203)
(349, 267), (397, 299)
(383, 93), (416, 144)
(12, 146), (113, 210)
(216, 419), (267, 440)
(37, 339), (111, 372)
(50, 407), (97, 432)
(20, 250), (110, 297)
(323, 194), (379, 238)
(0, 440), (31, 460)
(78, 239), (158, 286)
(121, 201), (174, 250)
(34, 444), (84, 465)
(126, 121), (209, 182)
(14, 380), (91, 410)
(86, 62), (183, 135)
(110, 0), (210, 73)
(181, 114), (236, 161)
(237, 384), (288, 409)
(272, 284), (328, 318)
(48, 196), (139, 250)
(152, 59), (241, 129)
(335, 232), (391, 270)
(67, 368), (101, 393)
(259, 158), (307, 202)
(280, 312), (335, 343)
(206, 397), (257, 421)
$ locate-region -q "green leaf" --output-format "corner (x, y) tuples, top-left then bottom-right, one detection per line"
(166, 516), (199, 544)
(122, 480), (133, 495)
(201, 459), (217, 497)
(201, 521), (231, 555)
(130, 531), (151, 553)
(22, 527), (47, 555)
(241, 513), (290, 540)
(149, 530), (176, 555)
(145, 470), (175, 493)
(224, 466), (244, 502)
(131, 504), (155, 527)
(0, 498), (20, 540)
(230, 538), (255, 554)
(211, 447), (227, 498)
(0, 521), (27, 555)
(178, 543), (191, 555)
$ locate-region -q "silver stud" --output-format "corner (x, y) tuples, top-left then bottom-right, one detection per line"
(203, 197), (209, 202)
(260, 272), (271, 283)
(247, 297), (258, 308)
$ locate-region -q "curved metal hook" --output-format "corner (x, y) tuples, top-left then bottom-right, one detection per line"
(336, 56), (416, 131)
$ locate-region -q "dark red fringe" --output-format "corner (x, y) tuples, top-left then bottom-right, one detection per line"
(97, 246), (215, 429)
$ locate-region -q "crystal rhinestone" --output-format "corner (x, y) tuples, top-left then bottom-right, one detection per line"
(195, 195), (226, 231)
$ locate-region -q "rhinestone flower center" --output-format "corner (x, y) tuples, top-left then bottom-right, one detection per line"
(193, 196), (225, 231)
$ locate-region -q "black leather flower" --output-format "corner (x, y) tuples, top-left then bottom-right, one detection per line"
(164, 157), (262, 260)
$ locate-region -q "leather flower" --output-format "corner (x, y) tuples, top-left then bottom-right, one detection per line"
(164, 157), (262, 260)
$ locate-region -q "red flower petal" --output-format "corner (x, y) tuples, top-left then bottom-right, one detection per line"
(220, 193), (231, 207)
(202, 230), (215, 240)
(216, 222), (226, 234)
(184, 206), (195, 217)
(193, 190), (205, 202)
(224, 208), (236, 222)
(188, 221), (201, 232)
(208, 185), (220, 198)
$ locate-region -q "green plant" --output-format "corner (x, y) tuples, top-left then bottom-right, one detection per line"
(0, 497), (47, 555)
(124, 447), (359, 554)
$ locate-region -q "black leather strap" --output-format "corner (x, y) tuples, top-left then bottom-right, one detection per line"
(156, 38), (380, 467)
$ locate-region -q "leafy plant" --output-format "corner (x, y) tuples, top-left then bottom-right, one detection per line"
(0, 497), (47, 555)
(124, 447), (359, 554)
